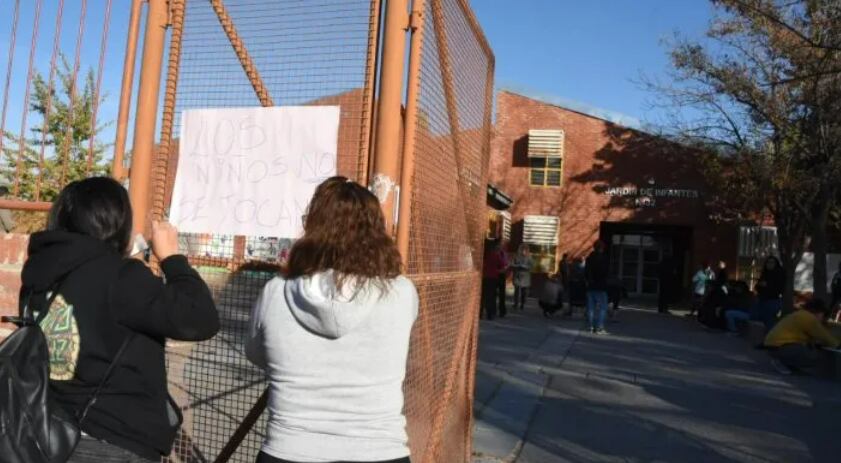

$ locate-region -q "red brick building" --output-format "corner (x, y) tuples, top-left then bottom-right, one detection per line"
(489, 90), (739, 298)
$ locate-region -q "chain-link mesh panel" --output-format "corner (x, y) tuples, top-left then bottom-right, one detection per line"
(403, 0), (494, 461)
(152, 1), (380, 461)
(0, 0), (123, 223)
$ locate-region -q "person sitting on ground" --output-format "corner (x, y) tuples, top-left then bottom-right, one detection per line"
(246, 177), (417, 463)
(538, 272), (564, 318)
(764, 298), (840, 375)
(723, 281), (755, 334)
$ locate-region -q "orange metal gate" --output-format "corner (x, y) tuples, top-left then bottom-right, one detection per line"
(0, 0), (493, 461)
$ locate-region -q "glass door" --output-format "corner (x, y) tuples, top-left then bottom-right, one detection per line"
(611, 234), (664, 297)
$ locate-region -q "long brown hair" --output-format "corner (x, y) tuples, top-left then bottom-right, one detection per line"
(286, 176), (402, 291)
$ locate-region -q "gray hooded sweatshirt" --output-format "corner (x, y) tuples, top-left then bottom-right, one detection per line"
(246, 271), (418, 462)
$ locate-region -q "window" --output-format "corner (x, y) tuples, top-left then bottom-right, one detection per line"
(523, 215), (560, 273)
(529, 157), (563, 187)
(528, 244), (558, 273)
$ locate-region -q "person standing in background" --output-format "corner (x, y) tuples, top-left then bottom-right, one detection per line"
(585, 241), (610, 334)
(511, 244), (534, 311)
(495, 241), (510, 318)
(689, 262), (712, 317)
(559, 253), (571, 290)
(482, 240), (506, 320)
(0, 181), (16, 234)
(754, 256), (785, 330)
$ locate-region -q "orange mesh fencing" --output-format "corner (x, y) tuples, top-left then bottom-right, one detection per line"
(149, 0), (493, 461)
(402, 0), (494, 461)
(151, 1), (382, 461)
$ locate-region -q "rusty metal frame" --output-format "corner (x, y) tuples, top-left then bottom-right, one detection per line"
(371, 0), (409, 233)
(396, 0), (425, 265)
(396, 0), (495, 460)
(0, 0), (21, 175)
(0, 199), (51, 211)
(128, 0), (169, 234)
(14, 0), (43, 197)
(357, 0), (383, 185)
(209, 0), (274, 107)
(112, 0), (144, 181)
(34, 0), (67, 201)
(152, 0), (186, 221)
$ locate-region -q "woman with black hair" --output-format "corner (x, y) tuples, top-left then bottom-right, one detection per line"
(755, 256), (785, 329)
(20, 177), (219, 462)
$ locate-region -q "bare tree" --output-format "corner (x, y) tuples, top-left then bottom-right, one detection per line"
(647, 0), (841, 308)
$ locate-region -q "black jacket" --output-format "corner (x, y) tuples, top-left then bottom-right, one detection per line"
(757, 266), (785, 301)
(585, 251), (610, 291)
(21, 231), (219, 460)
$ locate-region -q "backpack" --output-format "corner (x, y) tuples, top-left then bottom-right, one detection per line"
(0, 281), (132, 463)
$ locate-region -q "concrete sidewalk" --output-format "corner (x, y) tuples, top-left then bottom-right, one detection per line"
(472, 302), (841, 463)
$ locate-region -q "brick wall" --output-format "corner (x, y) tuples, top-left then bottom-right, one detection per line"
(0, 234), (29, 338)
(490, 90), (737, 272)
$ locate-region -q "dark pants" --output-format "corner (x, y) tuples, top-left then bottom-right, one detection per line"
(481, 277), (497, 320)
(257, 451), (410, 463)
(514, 286), (528, 309)
(689, 294), (704, 315)
(770, 344), (831, 374)
(657, 288), (670, 313)
(756, 298), (782, 330)
(68, 435), (156, 463)
(497, 274), (507, 317)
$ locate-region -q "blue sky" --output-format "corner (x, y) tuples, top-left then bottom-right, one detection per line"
(0, 1), (133, 151)
(0, 0), (716, 160)
(472, 0), (715, 127)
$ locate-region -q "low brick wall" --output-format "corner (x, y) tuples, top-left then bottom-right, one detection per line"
(0, 234), (29, 337)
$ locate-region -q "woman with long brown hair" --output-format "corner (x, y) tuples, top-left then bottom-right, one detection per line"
(246, 176), (418, 463)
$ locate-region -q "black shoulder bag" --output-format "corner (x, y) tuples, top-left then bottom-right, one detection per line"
(0, 281), (133, 463)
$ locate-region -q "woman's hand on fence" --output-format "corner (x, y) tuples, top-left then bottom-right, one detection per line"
(151, 221), (179, 261)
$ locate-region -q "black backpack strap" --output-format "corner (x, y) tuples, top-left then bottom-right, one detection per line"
(6, 279), (67, 326)
(77, 333), (135, 424)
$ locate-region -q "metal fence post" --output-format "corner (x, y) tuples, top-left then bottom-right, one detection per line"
(371, 0), (409, 234)
(128, 0), (169, 235)
(396, 0), (426, 266)
(112, 0), (144, 181)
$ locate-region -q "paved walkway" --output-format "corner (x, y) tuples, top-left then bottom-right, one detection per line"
(472, 301), (840, 463)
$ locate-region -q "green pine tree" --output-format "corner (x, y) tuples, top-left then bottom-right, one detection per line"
(1, 56), (112, 202)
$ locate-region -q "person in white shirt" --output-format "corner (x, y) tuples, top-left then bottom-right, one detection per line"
(246, 176), (418, 463)
(689, 262), (712, 317)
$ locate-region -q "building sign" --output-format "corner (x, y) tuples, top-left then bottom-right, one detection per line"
(603, 186), (700, 208)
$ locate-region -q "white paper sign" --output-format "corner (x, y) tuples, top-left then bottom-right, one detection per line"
(169, 106), (339, 238)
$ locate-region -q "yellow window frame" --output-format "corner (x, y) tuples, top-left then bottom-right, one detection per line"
(529, 157), (563, 188)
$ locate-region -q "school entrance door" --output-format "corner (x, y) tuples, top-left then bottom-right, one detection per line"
(600, 222), (693, 300)
(612, 235), (664, 297)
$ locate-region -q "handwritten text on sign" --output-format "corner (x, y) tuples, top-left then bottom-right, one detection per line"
(170, 106), (339, 237)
